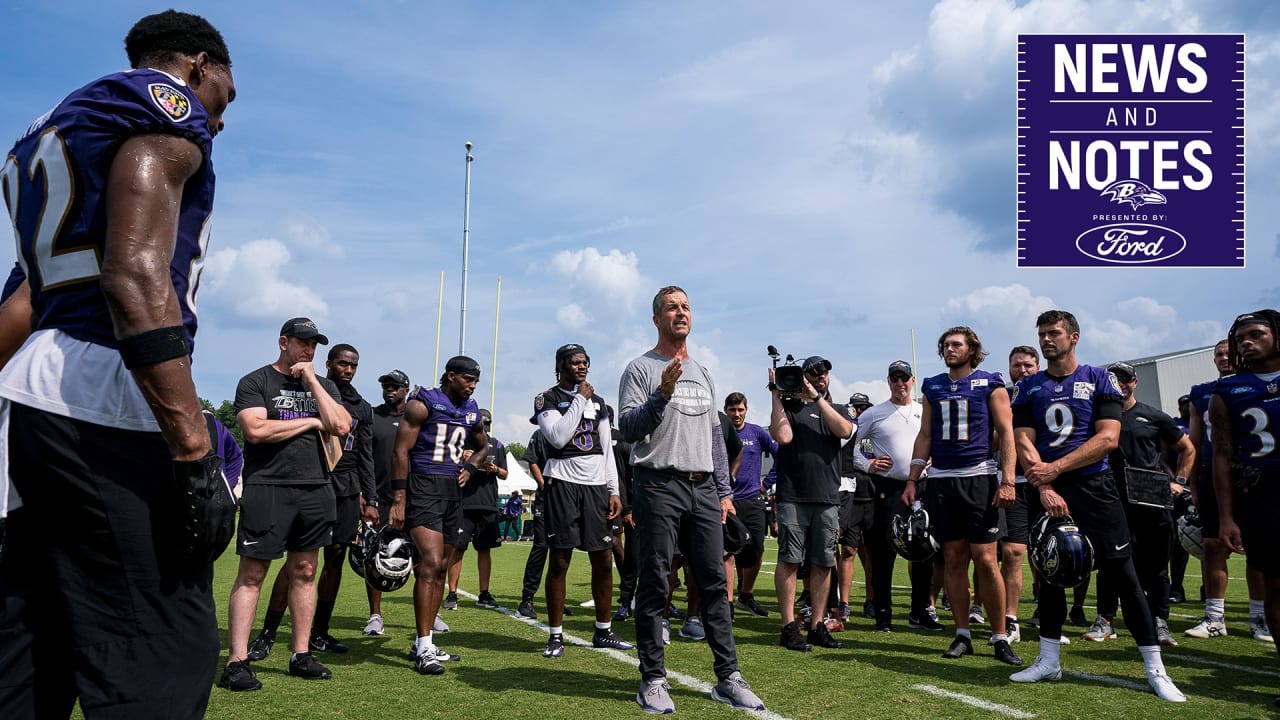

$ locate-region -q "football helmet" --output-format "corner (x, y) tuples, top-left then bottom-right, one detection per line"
(348, 522), (375, 578)
(1176, 507), (1205, 560)
(363, 525), (415, 593)
(1029, 514), (1094, 588)
(891, 503), (939, 562)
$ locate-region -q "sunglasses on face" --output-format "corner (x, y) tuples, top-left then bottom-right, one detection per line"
(805, 369), (828, 378)
(889, 374), (911, 382)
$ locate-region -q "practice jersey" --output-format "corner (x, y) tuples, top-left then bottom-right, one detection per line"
(408, 386), (482, 477)
(533, 385), (606, 460)
(3, 68), (216, 349)
(1212, 371), (1280, 471)
(1011, 364), (1123, 476)
(733, 422), (777, 500)
(921, 369), (1005, 473)
(1189, 379), (1218, 470)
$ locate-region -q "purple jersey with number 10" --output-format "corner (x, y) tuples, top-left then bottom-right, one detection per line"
(921, 369), (1006, 470)
(408, 386), (482, 476)
(1011, 364), (1123, 475)
(2, 68), (216, 350)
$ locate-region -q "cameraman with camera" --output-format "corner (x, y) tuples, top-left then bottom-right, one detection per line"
(769, 354), (854, 652)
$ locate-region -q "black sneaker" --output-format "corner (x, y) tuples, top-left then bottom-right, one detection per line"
(1169, 587), (1186, 604)
(309, 633), (349, 654)
(563, 605), (574, 616)
(593, 628), (635, 650)
(993, 639), (1024, 666)
(908, 612), (945, 632)
(795, 590), (810, 609)
(735, 592), (769, 617)
(476, 590), (499, 609)
(873, 619), (893, 633)
(942, 635), (974, 659)
(543, 633), (565, 658)
(218, 661), (262, 692)
(246, 629), (275, 662)
(1068, 606), (1088, 627)
(779, 621), (812, 652)
(613, 603), (631, 622)
(414, 648), (446, 675)
(667, 603), (685, 620)
(862, 601), (876, 619)
(518, 599), (537, 619)
(807, 623), (844, 649)
(287, 652), (332, 680)
(939, 593), (952, 611)
(443, 591), (459, 610)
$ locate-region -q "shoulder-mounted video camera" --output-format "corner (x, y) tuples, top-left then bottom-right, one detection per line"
(768, 345), (805, 401)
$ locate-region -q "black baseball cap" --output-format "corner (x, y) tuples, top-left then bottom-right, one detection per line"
(1108, 361), (1137, 381)
(279, 317), (329, 345)
(848, 393), (873, 409)
(378, 369), (410, 387)
(555, 343), (590, 364)
(803, 356), (832, 374)
(1178, 394), (1191, 405)
(445, 355), (481, 377)
(888, 360), (913, 377)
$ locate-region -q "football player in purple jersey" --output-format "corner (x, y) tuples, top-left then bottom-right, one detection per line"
(390, 356), (488, 675)
(0, 12), (236, 717)
(1210, 310), (1280, 709)
(905, 327), (1021, 666)
(1009, 310), (1184, 702)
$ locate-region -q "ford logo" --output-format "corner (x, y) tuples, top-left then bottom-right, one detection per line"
(1074, 223), (1187, 264)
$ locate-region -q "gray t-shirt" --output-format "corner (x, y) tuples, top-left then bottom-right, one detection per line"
(618, 350), (730, 496)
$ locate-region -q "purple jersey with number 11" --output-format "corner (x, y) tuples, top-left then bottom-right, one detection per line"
(3, 68), (216, 349)
(1011, 364), (1124, 476)
(408, 386), (482, 477)
(921, 369), (1005, 470)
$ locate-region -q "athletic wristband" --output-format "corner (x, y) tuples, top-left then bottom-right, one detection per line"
(462, 463), (479, 475)
(118, 325), (190, 370)
(391, 478), (408, 492)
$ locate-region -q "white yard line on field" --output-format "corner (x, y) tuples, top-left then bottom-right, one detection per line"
(1165, 652), (1280, 678)
(454, 589), (796, 720)
(910, 683), (1037, 718)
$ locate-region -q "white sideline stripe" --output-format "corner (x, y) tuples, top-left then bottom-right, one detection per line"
(454, 589), (794, 720)
(1167, 653), (1280, 678)
(911, 684), (1036, 718)
(1063, 669), (1150, 692)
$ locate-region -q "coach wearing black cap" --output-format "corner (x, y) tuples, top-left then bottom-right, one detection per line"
(769, 354), (855, 651)
(223, 318), (352, 689)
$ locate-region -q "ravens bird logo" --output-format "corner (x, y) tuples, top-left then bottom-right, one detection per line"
(1099, 179), (1168, 210)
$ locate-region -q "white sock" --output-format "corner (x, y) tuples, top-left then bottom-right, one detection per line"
(415, 633), (434, 654)
(595, 621), (611, 631)
(1040, 636), (1061, 666)
(1138, 645), (1165, 675)
(1206, 598), (1225, 618)
(549, 626), (563, 636)
(956, 628), (972, 640)
(1250, 599), (1266, 618)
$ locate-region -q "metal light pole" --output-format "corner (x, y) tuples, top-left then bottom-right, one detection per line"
(459, 141), (474, 355)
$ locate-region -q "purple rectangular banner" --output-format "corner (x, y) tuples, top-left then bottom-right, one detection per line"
(1017, 34), (1244, 267)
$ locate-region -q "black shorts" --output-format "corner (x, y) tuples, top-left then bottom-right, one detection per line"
(1031, 469), (1132, 561)
(452, 509), (503, 550)
(407, 473), (464, 535)
(335, 493), (361, 545)
(237, 484), (336, 559)
(544, 477), (612, 552)
(1196, 473), (1222, 538)
(1237, 475), (1280, 575)
(838, 491), (874, 549)
(999, 483), (1032, 545)
(732, 495), (768, 566)
(927, 475), (1001, 544)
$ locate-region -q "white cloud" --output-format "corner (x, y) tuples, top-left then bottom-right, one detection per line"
(286, 215), (345, 260)
(556, 303), (589, 331)
(660, 36), (841, 104)
(201, 239), (329, 320)
(550, 247), (646, 315)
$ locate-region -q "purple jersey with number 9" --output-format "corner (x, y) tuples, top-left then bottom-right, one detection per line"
(1011, 364), (1124, 476)
(2, 68), (216, 349)
(408, 386), (482, 477)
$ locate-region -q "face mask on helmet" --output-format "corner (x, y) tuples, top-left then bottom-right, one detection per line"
(1029, 514), (1095, 589)
(347, 521), (377, 578)
(363, 525), (416, 593)
(891, 504), (939, 562)
(1176, 508), (1204, 560)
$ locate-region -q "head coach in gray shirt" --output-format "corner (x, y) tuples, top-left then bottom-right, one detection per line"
(617, 285), (765, 715)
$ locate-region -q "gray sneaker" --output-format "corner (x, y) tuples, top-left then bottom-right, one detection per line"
(679, 617), (706, 641)
(1082, 616), (1116, 641)
(711, 672), (765, 710)
(661, 618), (671, 646)
(637, 678), (676, 714)
(363, 613), (384, 636)
(1156, 617), (1178, 646)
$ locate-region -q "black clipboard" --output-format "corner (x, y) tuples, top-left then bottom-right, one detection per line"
(1124, 467), (1174, 509)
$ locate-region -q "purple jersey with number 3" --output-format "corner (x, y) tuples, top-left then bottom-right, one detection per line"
(3, 69), (216, 349)
(1213, 372), (1280, 471)
(921, 369), (1005, 470)
(1011, 364), (1123, 475)
(408, 386), (482, 476)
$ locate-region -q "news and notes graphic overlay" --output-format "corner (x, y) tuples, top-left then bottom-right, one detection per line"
(1017, 35), (1244, 267)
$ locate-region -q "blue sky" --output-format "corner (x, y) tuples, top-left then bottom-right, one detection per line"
(3, 0), (1278, 445)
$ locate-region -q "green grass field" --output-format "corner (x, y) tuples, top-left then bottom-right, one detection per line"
(194, 539), (1278, 720)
